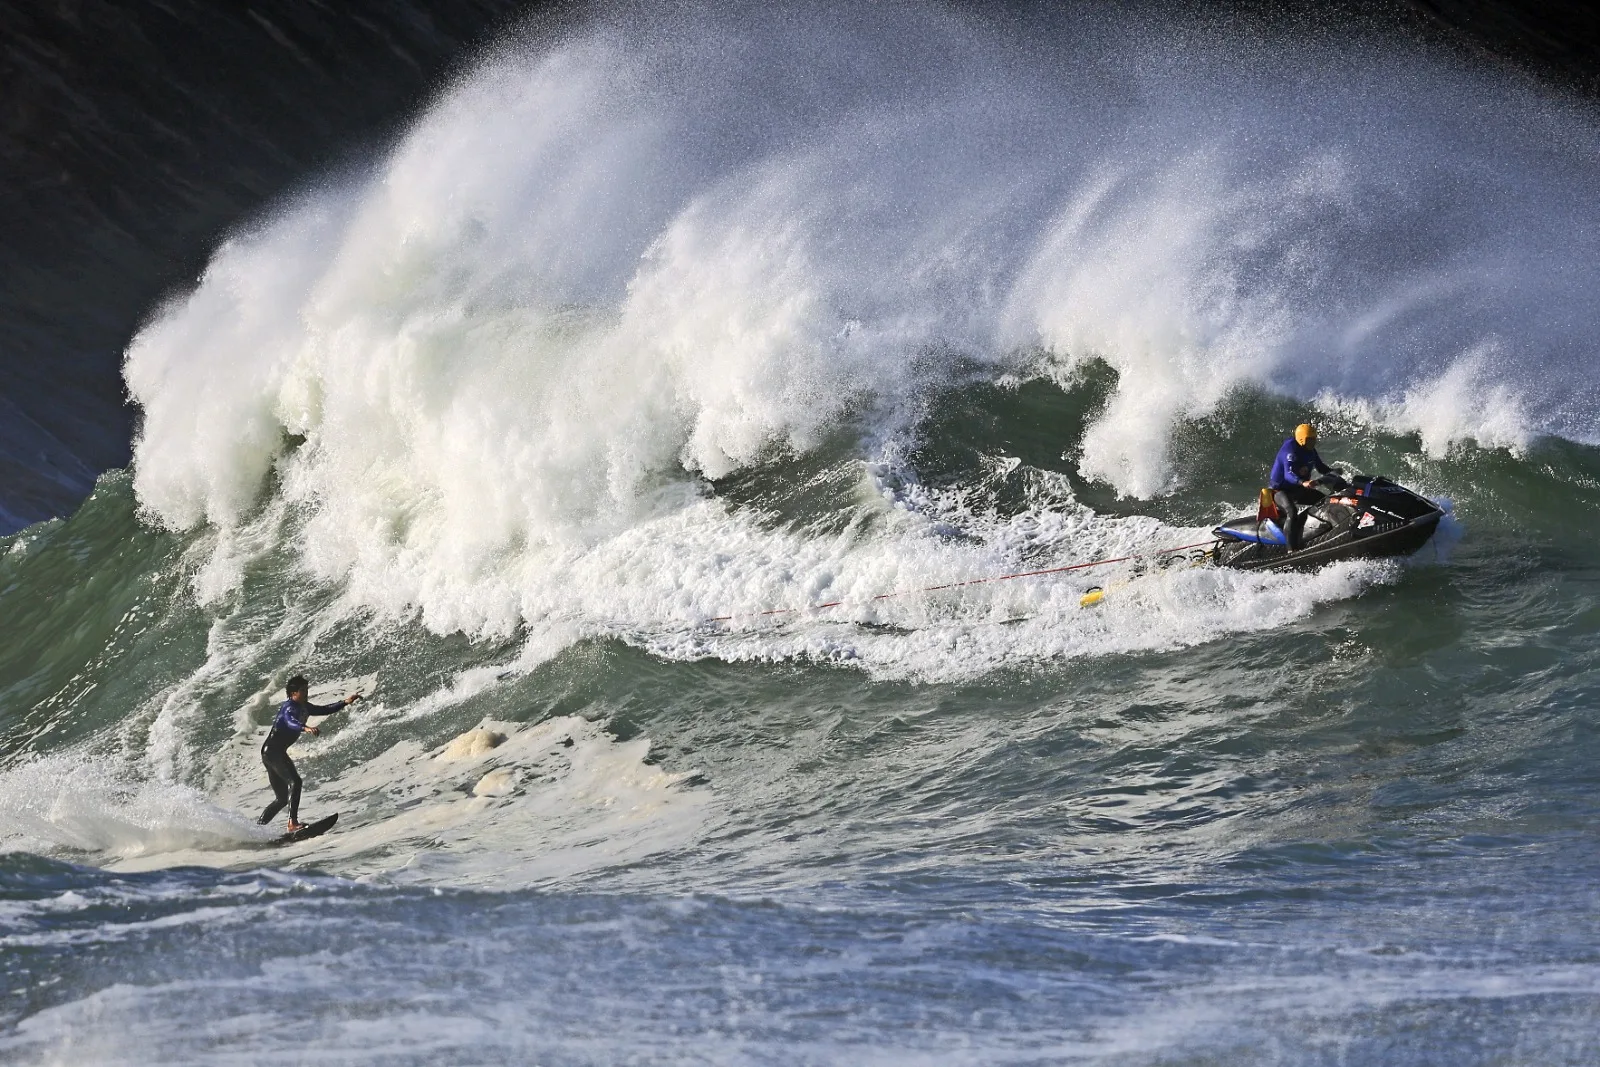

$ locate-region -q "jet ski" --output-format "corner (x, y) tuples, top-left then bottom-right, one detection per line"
(1212, 474), (1444, 570)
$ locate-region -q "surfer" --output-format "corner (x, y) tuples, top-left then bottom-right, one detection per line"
(1268, 423), (1337, 550)
(258, 675), (363, 832)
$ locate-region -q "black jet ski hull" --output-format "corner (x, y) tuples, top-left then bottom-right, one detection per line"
(1215, 511), (1440, 571)
(1212, 475), (1445, 571)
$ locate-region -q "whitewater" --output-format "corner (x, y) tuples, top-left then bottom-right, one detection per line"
(3, 3), (1600, 1064)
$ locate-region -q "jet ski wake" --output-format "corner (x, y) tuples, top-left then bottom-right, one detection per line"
(705, 474), (1446, 624)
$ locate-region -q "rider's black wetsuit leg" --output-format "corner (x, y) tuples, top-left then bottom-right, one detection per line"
(258, 743), (303, 825)
(1274, 484), (1324, 550)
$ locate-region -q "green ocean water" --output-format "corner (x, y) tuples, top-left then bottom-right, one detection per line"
(4, 379), (1600, 1063)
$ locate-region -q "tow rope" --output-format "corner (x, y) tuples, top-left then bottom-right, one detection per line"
(708, 539), (1219, 623)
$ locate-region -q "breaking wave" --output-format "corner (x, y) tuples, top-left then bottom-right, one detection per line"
(119, 3), (1596, 644)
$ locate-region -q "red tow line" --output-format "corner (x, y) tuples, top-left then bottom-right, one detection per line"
(708, 539), (1220, 623)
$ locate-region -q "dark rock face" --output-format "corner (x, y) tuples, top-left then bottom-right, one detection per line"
(0, 0), (1594, 532)
(0, 0), (530, 531)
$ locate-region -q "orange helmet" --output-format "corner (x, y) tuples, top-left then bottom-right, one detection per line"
(1294, 423), (1317, 446)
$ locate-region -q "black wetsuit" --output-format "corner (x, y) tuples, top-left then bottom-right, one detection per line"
(1269, 438), (1333, 550)
(258, 697), (345, 825)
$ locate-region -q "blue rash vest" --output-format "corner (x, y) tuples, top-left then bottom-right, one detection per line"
(1268, 437), (1332, 490)
(264, 697), (345, 752)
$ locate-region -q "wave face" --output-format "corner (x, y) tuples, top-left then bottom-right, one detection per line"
(6, 4), (1600, 1064)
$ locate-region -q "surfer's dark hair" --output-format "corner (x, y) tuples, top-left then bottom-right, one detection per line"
(286, 675), (309, 697)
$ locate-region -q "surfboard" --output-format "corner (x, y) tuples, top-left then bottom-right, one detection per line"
(273, 813), (338, 846)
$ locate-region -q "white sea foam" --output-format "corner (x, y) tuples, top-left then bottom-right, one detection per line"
(0, 752), (265, 859)
(1314, 343), (1541, 457)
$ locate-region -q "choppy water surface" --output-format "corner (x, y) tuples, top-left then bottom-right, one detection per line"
(3, 3), (1600, 1064)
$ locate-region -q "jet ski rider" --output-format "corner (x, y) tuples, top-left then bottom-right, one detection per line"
(1269, 423), (1337, 550)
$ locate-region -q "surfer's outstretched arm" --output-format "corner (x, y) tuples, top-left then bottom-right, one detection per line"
(300, 693), (362, 736)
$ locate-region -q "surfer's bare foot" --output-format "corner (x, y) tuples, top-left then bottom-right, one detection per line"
(286, 821), (306, 833)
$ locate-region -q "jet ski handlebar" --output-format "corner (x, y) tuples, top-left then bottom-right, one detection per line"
(1310, 471), (1350, 495)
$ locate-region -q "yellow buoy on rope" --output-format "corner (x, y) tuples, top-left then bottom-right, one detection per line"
(1079, 544), (1218, 608)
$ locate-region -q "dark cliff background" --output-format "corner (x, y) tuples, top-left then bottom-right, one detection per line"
(0, 0), (532, 530)
(0, 0), (1595, 533)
